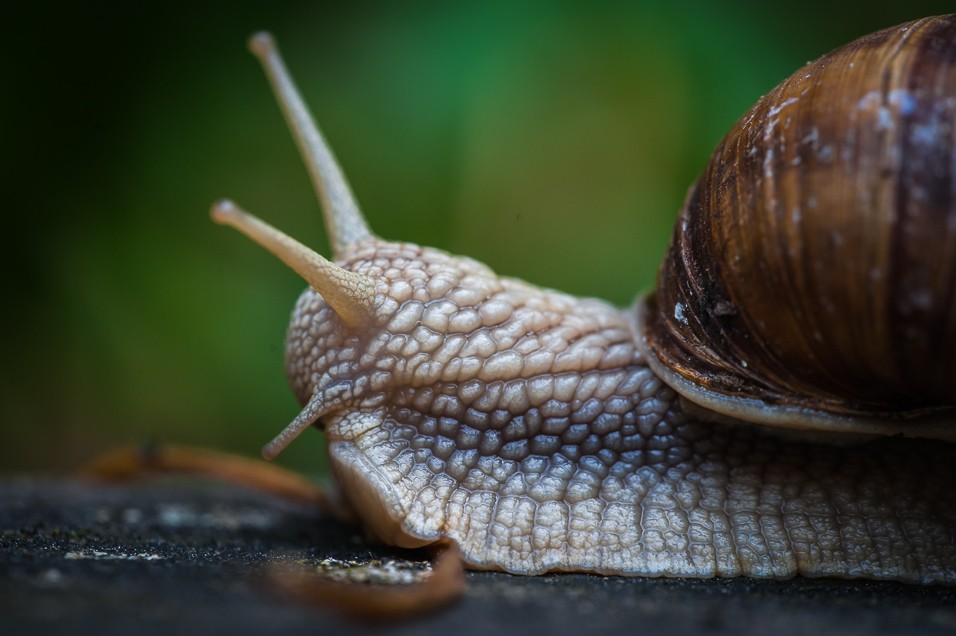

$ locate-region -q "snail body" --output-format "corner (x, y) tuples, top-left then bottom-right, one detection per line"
(215, 19), (956, 584)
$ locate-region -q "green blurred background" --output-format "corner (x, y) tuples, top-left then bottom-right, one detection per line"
(5, 1), (952, 476)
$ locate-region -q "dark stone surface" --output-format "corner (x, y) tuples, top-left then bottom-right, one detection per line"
(2, 477), (955, 636)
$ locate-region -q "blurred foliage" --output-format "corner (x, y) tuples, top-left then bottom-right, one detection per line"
(4, 0), (952, 475)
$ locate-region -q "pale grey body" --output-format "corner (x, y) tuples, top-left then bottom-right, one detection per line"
(213, 30), (956, 587)
(289, 241), (956, 583)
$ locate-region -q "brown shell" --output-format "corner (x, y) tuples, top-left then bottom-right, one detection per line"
(639, 15), (956, 434)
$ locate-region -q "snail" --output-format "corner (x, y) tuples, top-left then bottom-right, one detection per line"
(212, 17), (956, 585)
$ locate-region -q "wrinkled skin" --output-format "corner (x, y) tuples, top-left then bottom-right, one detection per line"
(284, 239), (956, 583)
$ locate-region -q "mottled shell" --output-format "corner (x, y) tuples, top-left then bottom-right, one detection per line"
(639, 16), (956, 436)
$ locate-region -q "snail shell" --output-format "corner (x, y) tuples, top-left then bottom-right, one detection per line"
(214, 20), (956, 584)
(639, 15), (956, 439)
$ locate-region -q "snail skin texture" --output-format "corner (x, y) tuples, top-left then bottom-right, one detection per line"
(215, 19), (956, 584)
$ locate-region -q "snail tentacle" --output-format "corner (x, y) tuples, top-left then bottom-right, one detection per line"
(211, 199), (375, 328)
(248, 32), (373, 255)
(260, 381), (356, 461)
